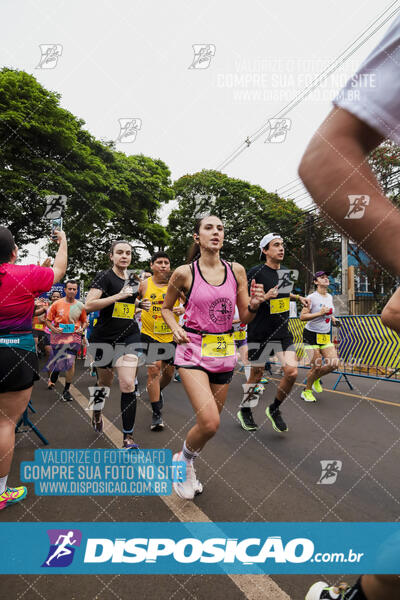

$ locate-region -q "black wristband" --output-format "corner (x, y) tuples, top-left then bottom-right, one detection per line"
(248, 303), (258, 314)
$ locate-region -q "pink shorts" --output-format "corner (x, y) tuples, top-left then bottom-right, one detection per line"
(174, 331), (237, 374)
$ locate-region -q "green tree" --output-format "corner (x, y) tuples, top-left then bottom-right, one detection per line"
(0, 68), (172, 277)
(369, 140), (400, 201)
(167, 170), (339, 291)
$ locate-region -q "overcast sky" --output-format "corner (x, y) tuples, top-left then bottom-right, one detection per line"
(2, 0), (396, 262)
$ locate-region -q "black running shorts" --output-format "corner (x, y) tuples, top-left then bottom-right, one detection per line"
(0, 348), (39, 393)
(247, 334), (295, 364)
(90, 332), (142, 369)
(140, 332), (176, 365)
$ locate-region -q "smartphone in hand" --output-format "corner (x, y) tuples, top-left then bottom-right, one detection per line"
(51, 217), (63, 240)
(125, 271), (139, 295)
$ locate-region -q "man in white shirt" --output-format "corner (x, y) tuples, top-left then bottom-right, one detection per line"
(300, 13), (400, 600)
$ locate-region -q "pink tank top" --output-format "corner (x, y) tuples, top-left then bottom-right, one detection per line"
(174, 260), (238, 373)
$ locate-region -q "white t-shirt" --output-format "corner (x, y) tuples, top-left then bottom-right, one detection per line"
(233, 306), (247, 332)
(334, 15), (400, 144)
(305, 291), (334, 334)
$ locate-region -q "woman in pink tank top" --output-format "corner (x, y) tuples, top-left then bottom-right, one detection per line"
(162, 215), (265, 500)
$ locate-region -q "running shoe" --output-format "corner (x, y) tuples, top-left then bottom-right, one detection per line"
(172, 452), (203, 499)
(312, 378), (323, 394)
(122, 437), (139, 450)
(253, 384), (265, 394)
(260, 377), (269, 384)
(266, 406), (288, 432)
(305, 581), (351, 600)
(90, 362), (97, 377)
(174, 372), (181, 382)
(301, 390), (317, 403)
(0, 486), (27, 510)
(61, 390), (73, 402)
(92, 411), (103, 433)
(237, 409), (258, 431)
(150, 412), (164, 431)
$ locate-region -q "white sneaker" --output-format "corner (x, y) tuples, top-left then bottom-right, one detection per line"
(306, 581), (351, 600)
(173, 452), (203, 500)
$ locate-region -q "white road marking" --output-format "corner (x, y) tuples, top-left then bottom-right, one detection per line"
(70, 383), (290, 600)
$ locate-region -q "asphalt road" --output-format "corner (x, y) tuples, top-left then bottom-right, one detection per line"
(1, 357), (400, 599)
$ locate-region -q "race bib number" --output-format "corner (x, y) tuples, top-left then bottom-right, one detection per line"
(34, 324), (44, 330)
(270, 297), (290, 314)
(60, 323), (75, 333)
(234, 330), (246, 341)
(317, 333), (331, 345)
(201, 333), (235, 358)
(154, 320), (172, 335)
(112, 302), (135, 319)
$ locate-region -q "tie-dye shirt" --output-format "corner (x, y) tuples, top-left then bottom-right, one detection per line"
(0, 263), (54, 333)
(47, 298), (87, 344)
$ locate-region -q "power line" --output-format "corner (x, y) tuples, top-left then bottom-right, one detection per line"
(275, 181), (305, 195)
(218, 2), (400, 170)
(216, 1), (400, 172)
(275, 177), (300, 191)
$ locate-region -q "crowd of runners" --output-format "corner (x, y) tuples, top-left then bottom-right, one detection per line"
(0, 223), (344, 500)
(1, 12), (400, 600)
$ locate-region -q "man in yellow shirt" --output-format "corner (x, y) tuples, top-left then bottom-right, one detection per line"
(138, 252), (184, 431)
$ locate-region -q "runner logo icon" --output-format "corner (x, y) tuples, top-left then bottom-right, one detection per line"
(345, 195), (370, 219)
(42, 529), (82, 567)
(36, 44), (63, 69)
(116, 118), (142, 143)
(317, 460), (342, 485)
(188, 44), (216, 69)
(264, 118), (291, 143)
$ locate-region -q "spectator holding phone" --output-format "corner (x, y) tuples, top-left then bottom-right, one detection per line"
(0, 227), (67, 510)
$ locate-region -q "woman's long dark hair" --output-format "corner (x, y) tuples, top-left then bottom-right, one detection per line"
(0, 227), (16, 288)
(187, 215), (222, 263)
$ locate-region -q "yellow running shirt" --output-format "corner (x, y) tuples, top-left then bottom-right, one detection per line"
(141, 276), (180, 342)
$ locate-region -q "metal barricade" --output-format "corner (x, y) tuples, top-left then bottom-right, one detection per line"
(288, 315), (400, 388)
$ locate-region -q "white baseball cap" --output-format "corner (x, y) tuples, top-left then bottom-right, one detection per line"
(259, 233), (282, 256)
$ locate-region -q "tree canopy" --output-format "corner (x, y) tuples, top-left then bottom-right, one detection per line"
(166, 170), (339, 291)
(0, 68), (173, 278)
(1, 68), (343, 292)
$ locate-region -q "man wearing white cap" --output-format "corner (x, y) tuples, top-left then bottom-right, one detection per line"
(237, 233), (308, 433)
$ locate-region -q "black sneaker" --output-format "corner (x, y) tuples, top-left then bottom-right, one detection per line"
(150, 412), (164, 431)
(61, 390), (73, 402)
(237, 409), (258, 431)
(266, 406), (288, 432)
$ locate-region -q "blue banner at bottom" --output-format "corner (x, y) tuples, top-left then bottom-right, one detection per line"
(1, 522), (399, 574)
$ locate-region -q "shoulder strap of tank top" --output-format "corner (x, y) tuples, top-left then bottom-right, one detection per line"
(227, 261), (238, 287)
(185, 262), (196, 305)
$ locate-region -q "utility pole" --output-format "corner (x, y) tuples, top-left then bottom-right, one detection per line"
(339, 235), (349, 315)
(304, 214), (315, 294)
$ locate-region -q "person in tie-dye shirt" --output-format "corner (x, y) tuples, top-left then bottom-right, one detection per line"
(46, 280), (87, 401)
